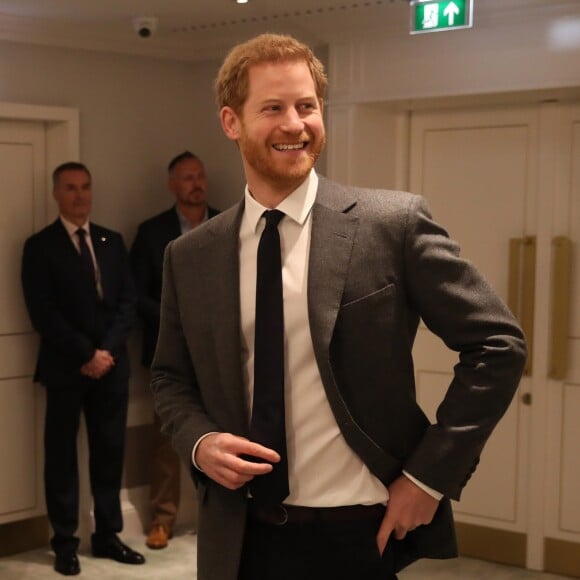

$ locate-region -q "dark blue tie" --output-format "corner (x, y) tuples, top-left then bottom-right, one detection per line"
(76, 228), (95, 281)
(249, 209), (289, 506)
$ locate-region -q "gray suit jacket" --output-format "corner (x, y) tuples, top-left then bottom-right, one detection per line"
(151, 177), (526, 580)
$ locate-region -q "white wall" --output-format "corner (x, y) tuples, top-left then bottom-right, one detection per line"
(327, 1), (580, 106)
(0, 40), (245, 242)
(325, 2), (580, 189)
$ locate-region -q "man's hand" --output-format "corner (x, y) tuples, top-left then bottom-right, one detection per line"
(196, 432), (280, 490)
(376, 475), (439, 555)
(80, 349), (115, 379)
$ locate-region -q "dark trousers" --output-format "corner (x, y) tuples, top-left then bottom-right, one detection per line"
(44, 368), (128, 555)
(149, 411), (181, 529)
(239, 514), (398, 580)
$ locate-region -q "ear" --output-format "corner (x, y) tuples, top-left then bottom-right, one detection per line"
(220, 106), (242, 141)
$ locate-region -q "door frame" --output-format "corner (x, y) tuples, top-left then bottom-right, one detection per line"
(0, 102), (78, 545)
(326, 94), (580, 575)
(0, 101), (79, 224)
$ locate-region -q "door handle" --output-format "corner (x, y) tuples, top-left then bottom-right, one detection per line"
(508, 238), (522, 319)
(548, 236), (572, 380)
(508, 236), (536, 376)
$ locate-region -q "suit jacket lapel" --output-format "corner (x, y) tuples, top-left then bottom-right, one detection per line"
(90, 225), (109, 295)
(90, 225), (104, 263)
(308, 179), (358, 356)
(165, 206), (183, 239)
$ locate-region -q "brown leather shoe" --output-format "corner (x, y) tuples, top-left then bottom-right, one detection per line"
(146, 524), (170, 550)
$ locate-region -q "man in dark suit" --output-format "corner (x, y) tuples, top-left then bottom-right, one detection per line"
(21, 162), (145, 576)
(130, 151), (219, 550)
(150, 35), (527, 580)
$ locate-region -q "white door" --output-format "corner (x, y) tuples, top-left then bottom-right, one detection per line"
(0, 120), (47, 523)
(408, 102), (580, 574)
(542, 103), (580, 576)
(409, 105), (536, 565)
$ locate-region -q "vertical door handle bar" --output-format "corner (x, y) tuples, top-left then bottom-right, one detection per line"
(508, 238), (522, 320)
(520, 236), (536, 376)
(548, 236), (572, 380)
(508, 237), (536, 376)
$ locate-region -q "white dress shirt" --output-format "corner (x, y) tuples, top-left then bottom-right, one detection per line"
(239, 170), (389, 507)
(176, 205), (209, 235)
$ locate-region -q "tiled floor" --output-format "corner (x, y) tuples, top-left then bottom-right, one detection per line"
(0, 530), (197, 579)
(401, 557), (573, 579)
(0, 530), (574, 579)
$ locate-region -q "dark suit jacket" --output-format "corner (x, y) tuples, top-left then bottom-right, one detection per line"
(21, 219), (136, 386)
(151, 178), (527, 580)
(130, 205), (219, 367)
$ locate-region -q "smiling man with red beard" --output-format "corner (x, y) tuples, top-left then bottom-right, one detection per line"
(223, 58), (326, 205)
(151, 34), (526, 580)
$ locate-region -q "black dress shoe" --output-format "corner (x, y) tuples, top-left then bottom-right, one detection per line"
(91, 535), (145, 565)
(54, 552), (80, 576)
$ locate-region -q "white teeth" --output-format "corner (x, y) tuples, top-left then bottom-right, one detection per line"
(274, 143), (305, 151)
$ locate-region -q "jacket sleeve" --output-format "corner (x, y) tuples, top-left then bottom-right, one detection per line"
(150, 241), (220, 482)
(402, 194), (527, 500)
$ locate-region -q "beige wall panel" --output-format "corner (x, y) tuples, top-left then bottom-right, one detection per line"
(349, 106), (401, 190)
(417, 122), (528, 296)
(416, 371), (450, 423)
(326, 106), (352, 185)
(417, 371), (519, 522)
(0, 142), (34, 335)
(567, 340), (580, 384)
(560, 385), (580, 533)
(569, 121), (580, 339)
(0, 378), (38, 514)
(454, 398), (520, 523)
(0, 335), (37, 379)
(413, 328), (456, 371)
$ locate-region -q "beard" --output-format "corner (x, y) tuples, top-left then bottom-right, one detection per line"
(238, 125), (326, 191)
(178, 189), (206, 207)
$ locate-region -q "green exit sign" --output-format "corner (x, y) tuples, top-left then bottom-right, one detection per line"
(410, 0), (473, 34)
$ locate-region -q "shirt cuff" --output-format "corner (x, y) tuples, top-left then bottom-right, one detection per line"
(191, 432), (219, 471)
(403, 470), (444, 501)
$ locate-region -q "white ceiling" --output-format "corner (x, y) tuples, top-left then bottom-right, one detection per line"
(0, 0), (416, 62)
(0, 0), (575, 63)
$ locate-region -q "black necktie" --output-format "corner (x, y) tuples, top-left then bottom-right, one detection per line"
(249, 209), (289, 506)
(76, 228), (95, 281)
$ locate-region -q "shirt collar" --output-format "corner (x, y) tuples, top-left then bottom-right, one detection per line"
(60, 216), (90, 237)
(244, 169), (318, 233)
(174, 204), (208, 234)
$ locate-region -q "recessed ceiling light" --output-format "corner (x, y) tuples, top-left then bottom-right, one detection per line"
(236, 0), (249, 4)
